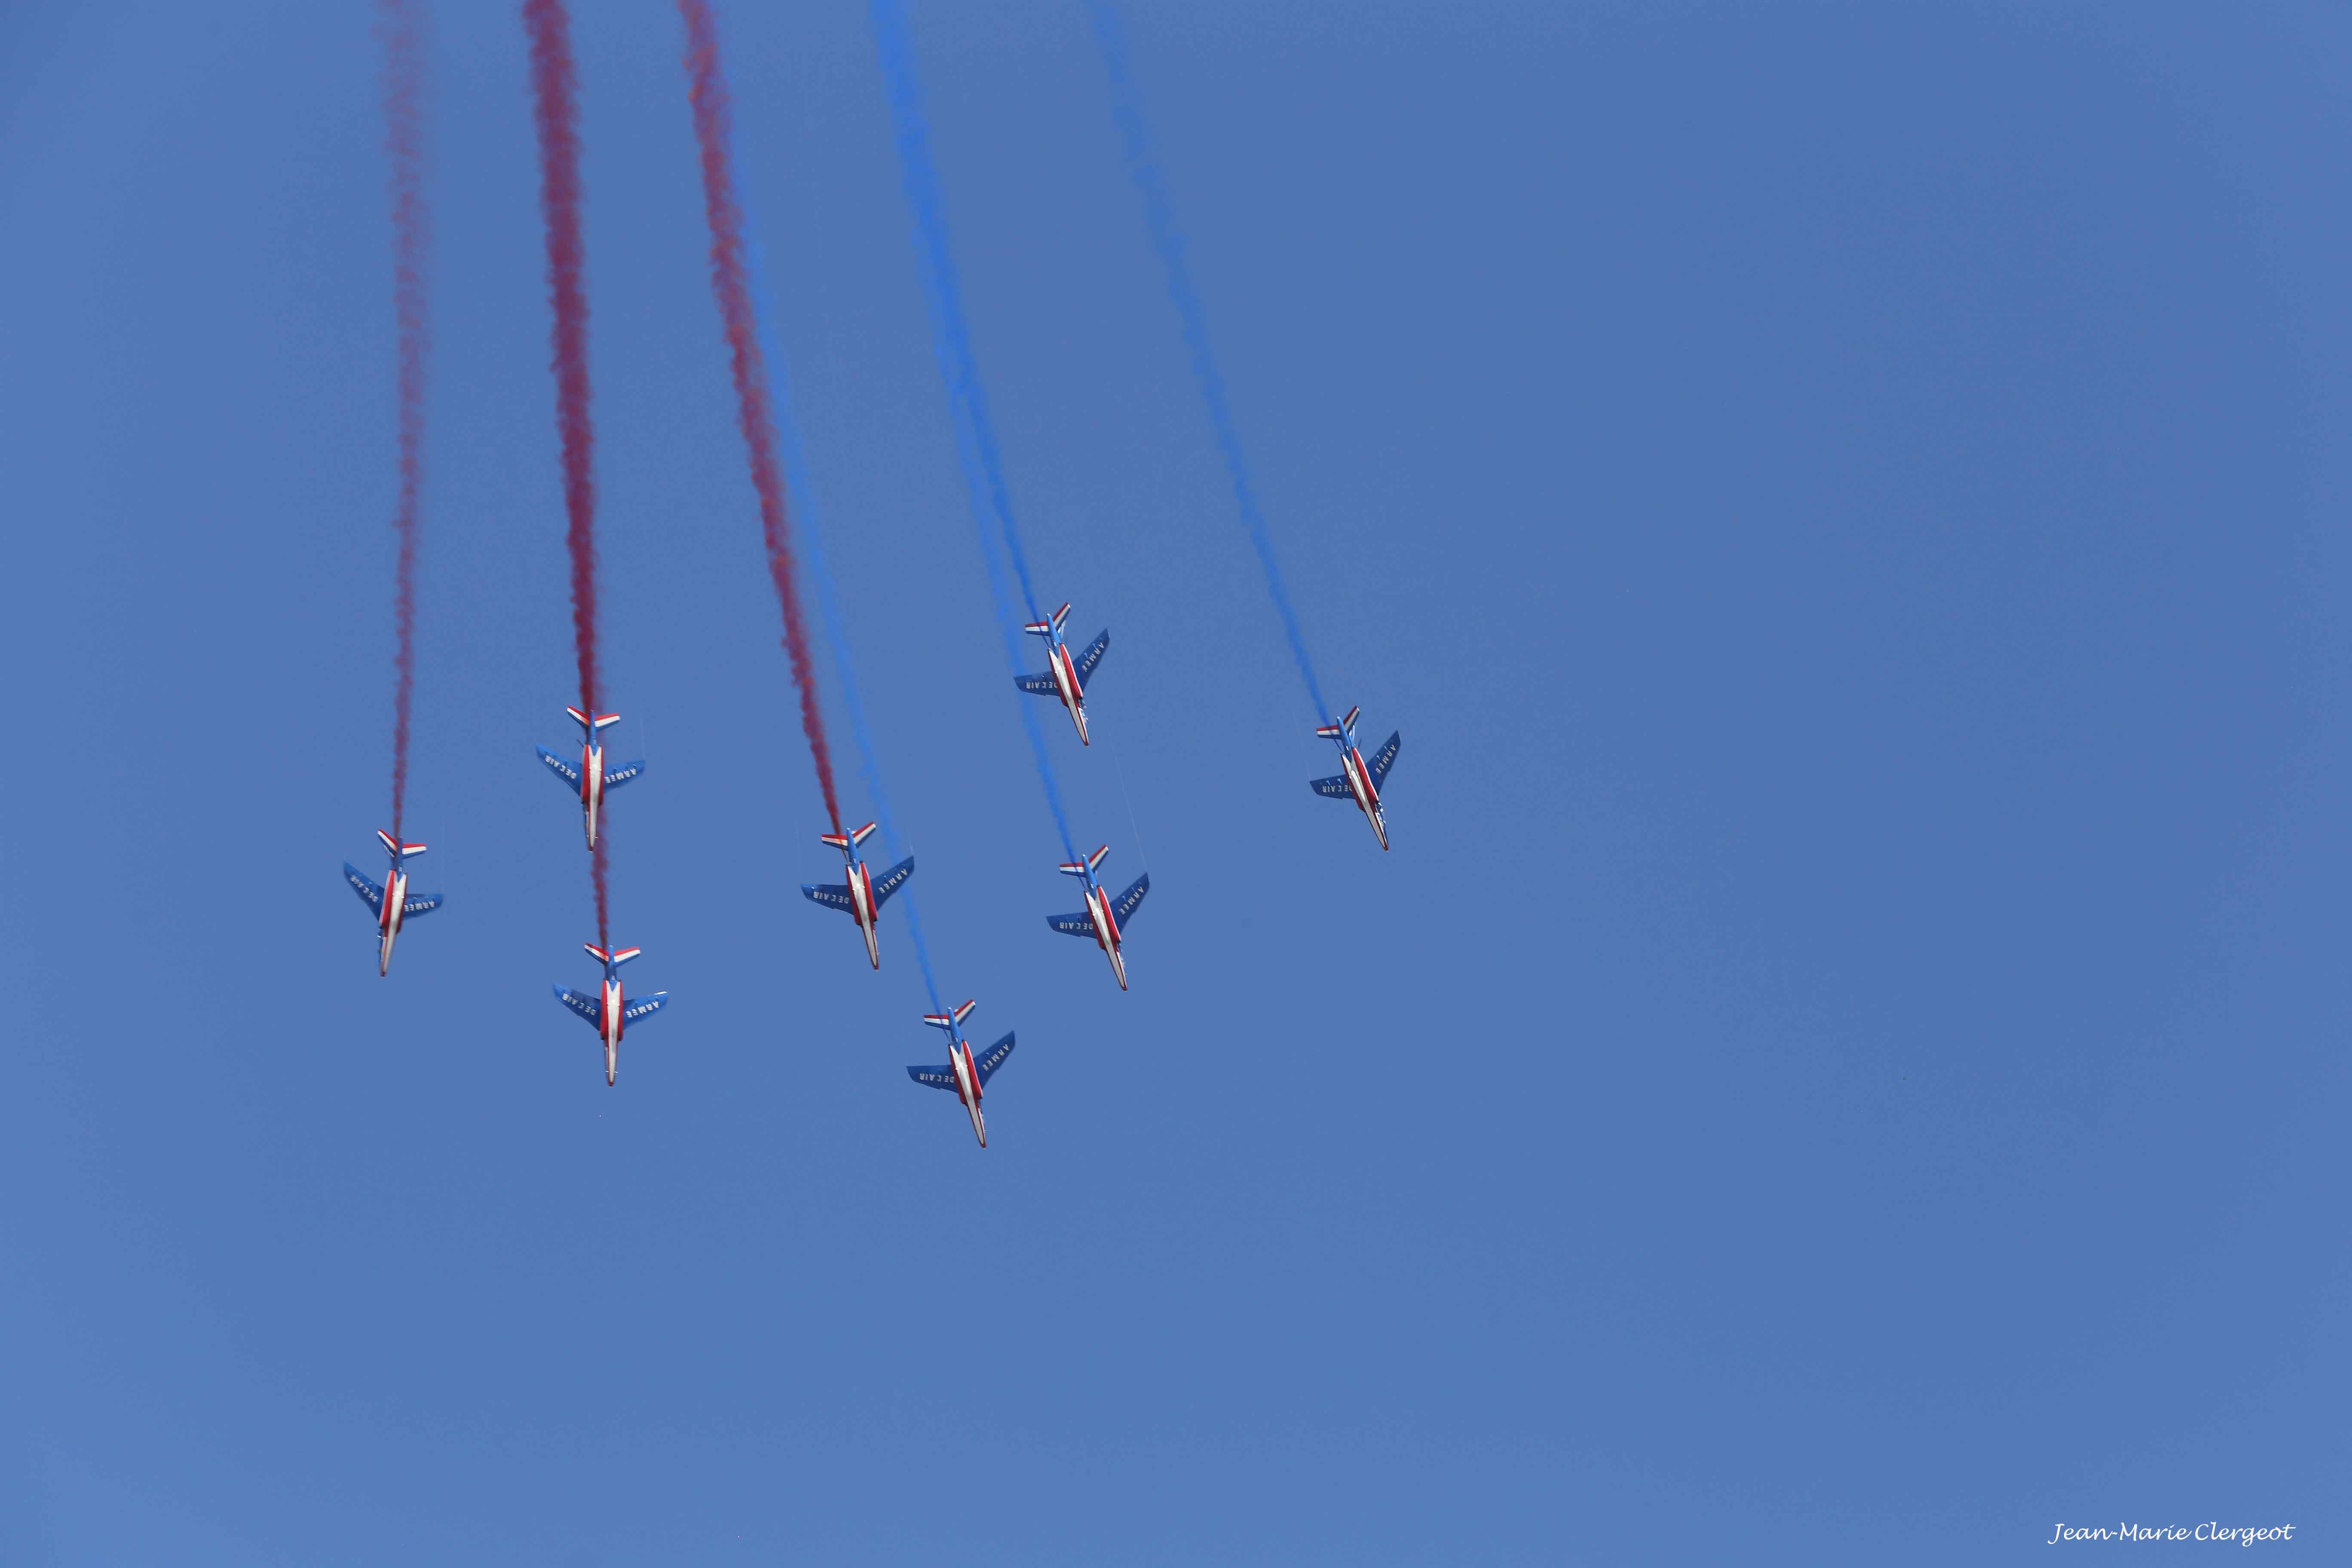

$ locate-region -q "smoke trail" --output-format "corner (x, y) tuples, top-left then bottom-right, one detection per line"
(379, 0), (429, 842)
(756, 240), (945, 1014)
(523, 0), (609, 943)
(869, 0), (1078, 863)
(1089, 2), (1331, 726)
(677, 0), (842, 838)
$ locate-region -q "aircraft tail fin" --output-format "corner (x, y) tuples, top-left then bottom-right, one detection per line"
(377, 829), (427, 861)
(820, 821), (879, 852)
(567, 704), (623, 738)
(1023, 601), (1072, 638)
(922, 999), (978, 1031)
(1057, 845), (1111, 879)
(1315, 704), (1362, 741)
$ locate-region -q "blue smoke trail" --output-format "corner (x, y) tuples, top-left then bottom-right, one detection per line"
(709, 26), (947, 1012)
(870, 0), (1079, 863)
(1088, 1), (1332, 728)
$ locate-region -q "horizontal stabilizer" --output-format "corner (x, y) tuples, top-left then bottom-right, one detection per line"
(554, 986), (600, 1026)
(376, 829), (427, 860)
(1057, 845), (1110, 879)
(1315, 704), (1363, 741)
(1309, 773), (1354, 799)
(622, 992), (667, 1024)
(343, 864), (384, 915)
(537, 747), (582, 789)
(1368, 732), (1402, 789)
(907, 1064), (957, 1092)
(1022, 601), (1072, 637)
(1075, 629), (1109, 683)
(820, 821), (879, 851)
(401, 892), (443, 917)
(1014, 671), (1059, 697)
(1112, 873), (1149, 926)
(974, 1030), (1015, 1086)
(922, 999), (977, 1031)
(802, 882), (854, 913)
(567, 706), (622, 736)
(601, 760), (644, 789)
(873, 856), (915, 906)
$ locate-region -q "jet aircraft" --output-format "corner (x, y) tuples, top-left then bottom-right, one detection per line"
(800, 821), (915, 970)
(1014, 601), (1109, 744)
(905, 998), (1015, 1148)
(342, 829), (441, 977)
(553, 941), (668, 1086)
(536, 706), (644, 849)
(1310, 705), (1401, 850)
(1046, 845), (1149, 990)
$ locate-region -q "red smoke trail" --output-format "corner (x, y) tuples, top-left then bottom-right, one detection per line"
(677, 0), (842, 837)
(380, 0), (429, 843)
(524, 0), (609, 942)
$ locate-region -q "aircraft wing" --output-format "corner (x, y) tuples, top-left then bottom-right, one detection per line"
(401, 891), (444, 918)
(802, 882), (854, 913)
(1074, 629), (1109, 683)
(1368, 731), (1401, 789)
(974, 1030), (1015, 1086)
(537, 747), (581, 790)
(1014, 672), (1059, 697)
(872, 856), (915, 907)
(1309, 773), (1353, 799)
(553, 986), (600, 1027)
(1045, 910), (1096, 938)
(1112, 872), (1149, 926)
(343, 864), (384, 915)
(622, 991), (668, 1024)
(602, 760), (644, 790)
(906, 1063), (957, 1091)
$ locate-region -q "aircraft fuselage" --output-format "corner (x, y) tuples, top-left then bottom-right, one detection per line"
(579, 741), (606, 848)
(378, 864), (408, 976)
(1340, 744), (1388, 850)
(1083, 882), (1127, 990)
(847, 858), (881, 968)
(1047, 640), (1090, 744)
(950, 1038), (987, 1146)
(600, 975), (625, 1085)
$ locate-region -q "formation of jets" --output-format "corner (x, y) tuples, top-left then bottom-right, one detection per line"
(347, 620), (1404, 1146)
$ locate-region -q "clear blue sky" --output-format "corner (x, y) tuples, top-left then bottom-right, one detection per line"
(1, 2), (2347, 1562)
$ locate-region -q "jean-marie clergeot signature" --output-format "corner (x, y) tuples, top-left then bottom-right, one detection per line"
(2049, 1522), (2296, 1545)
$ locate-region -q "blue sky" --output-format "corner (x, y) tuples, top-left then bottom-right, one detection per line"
(1, 1), (2348, 1562)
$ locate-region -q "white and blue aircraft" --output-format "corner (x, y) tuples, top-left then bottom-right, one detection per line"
(800, 821), (915, 971)
(1046, 844), (1149, 991)
(554, 941), (668, 1087)
(536, 705), (643, 849)
(343, 829), (441, 977)
(1014, 601), (1110, 744)
(1311, 705), (1401, 851)
(906, 999), (1016, 1148)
